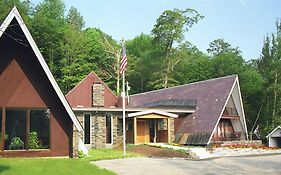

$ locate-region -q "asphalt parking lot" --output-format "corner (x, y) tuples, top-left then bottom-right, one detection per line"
(93, 154), (281, 175)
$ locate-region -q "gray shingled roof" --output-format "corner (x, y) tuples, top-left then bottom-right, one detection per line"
(139, 99), (197, 110)
(129, 75), (237, 145)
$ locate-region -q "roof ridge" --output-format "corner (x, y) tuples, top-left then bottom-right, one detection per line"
(130, 74), (238, 97)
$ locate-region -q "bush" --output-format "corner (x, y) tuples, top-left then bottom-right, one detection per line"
(29, 131), (41, 149)
(0, 132), (8, 141)
(78, 150), (86, 158)
(9, 137), (24, 150)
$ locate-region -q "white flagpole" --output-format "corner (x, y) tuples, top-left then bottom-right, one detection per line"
(122, 71), (126, 156)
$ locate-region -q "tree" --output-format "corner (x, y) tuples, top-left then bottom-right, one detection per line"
(83, 28), (118, 92)
(257, 20), (281, 132)
(151, 8), (204, 88)
(66, 7), (85, 31)
(126, 34), (158, 93)
(31, 0), (67, 79)
(207, 38), (241, 56)
(59, 26), (88, 93)
(0, 0), (31, 22)
(173, 42), (211, 84)
(207, 39), (244, 77)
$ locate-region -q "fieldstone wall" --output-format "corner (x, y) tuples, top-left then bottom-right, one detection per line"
(76, 114), (84, 141)
(92, 114), (106, 148)
(92, 83), (104, 106)
(72, 125), (80, 158)
(222, 140), (263, 146)
(112, 115), (123, 147)
(73, 111), (176, 149)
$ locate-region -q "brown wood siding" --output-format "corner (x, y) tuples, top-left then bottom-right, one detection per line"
(0, 59), (47, 108)
(66, 72), (118, 108)
(0, 20), (73, 157)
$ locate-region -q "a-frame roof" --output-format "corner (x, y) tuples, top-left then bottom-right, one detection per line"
(0, 7), (82, 131)
(266, 126), (281, 138)
(129, 75), (243, 145)
(66, 71), (118, 108)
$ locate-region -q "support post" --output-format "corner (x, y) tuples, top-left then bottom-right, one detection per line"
(167, 118), (170, 143)
(134, 117), (137, 144)
(154, 119), (156, 143)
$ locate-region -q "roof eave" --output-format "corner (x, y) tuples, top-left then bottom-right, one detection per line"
(72, 107), (195, 114)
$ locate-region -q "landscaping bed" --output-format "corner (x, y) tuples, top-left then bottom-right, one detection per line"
(120, 144), (189, 158)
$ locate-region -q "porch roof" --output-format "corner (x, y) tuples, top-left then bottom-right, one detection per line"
(127, 110), (178, 118)
(266, 126), (281, 138)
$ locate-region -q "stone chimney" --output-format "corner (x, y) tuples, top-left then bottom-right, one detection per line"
(92, 82), (104, 106)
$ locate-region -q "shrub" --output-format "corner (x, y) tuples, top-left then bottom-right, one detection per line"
(9, 137), (24, 150)
(0, 132), (8, 141)
(29, 131), (41, 149)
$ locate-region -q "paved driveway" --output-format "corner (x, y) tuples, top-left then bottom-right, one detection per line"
(93, 154), (281, 175)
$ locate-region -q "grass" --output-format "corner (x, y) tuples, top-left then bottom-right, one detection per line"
(0, 158), (114, 175)
(0, 149), (140, 175)
(85, 148), (141, 161)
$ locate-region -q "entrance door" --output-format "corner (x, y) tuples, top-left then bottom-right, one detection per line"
(137, 120), (148, 143)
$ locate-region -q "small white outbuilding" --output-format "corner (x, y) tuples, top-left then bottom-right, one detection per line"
(266, 126), (281, 148)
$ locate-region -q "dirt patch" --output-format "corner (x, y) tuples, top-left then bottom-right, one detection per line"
(117, 145), (189, 158)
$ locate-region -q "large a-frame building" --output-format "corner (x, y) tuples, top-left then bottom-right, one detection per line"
(0, 7), (82, 157)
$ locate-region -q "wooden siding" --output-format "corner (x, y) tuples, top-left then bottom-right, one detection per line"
(0, 59), (46, 107)
(66, 72), (118, 108)
(0, 24), (73, 157)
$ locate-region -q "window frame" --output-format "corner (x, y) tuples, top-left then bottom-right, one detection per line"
(105, 113), (113, 144)
(83, 113), (91, 145)
(0, 107), (51, 151)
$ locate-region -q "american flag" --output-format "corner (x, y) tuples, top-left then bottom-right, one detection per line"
(120, 42), (127, 74)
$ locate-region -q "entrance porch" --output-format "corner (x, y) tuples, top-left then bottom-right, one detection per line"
(126, 110), (178, 144)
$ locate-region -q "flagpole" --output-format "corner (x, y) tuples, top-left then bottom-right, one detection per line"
(122, 70), (126, 156)
(120, 37), (126, 156)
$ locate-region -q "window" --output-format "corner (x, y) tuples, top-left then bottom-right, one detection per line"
(127, 119), (133, 131)
(105, 114), (112, 144)
(5, 109), (26, 150)
(30, 109), (50, 149)
(158, 119), (168, 130)
(1, 108), (50, 151)
(84, 114), (90, 144)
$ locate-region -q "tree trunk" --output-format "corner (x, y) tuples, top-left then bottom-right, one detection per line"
(272, 71), (278, 119)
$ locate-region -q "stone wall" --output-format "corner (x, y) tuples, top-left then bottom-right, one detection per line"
(221, 140), (263, 146)
(92, 114), (106, 148)
(73, 111), (176, 149)
(112, 115), (123, 147)
(72, 124), (80, 158)
(74, 111), (122, 149)
(92, 83), (104, 106)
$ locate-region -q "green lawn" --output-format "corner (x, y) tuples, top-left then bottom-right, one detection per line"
(0, 149), (140, 175)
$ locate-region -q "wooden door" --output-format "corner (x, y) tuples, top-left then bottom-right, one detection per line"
(137, 120), (148, 143)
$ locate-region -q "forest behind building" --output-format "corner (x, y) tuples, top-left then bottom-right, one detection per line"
(1, 0), (281, 140)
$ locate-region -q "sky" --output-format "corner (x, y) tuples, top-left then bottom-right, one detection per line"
(32, 0), (281, 60)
